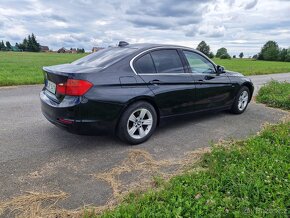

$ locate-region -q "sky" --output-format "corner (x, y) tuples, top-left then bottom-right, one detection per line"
(0, 0), (289, 56)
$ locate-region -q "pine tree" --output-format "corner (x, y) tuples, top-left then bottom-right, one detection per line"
(6, 41), (12, 50)
(30, 33), (40, 52)
(0, 40), (6, 51)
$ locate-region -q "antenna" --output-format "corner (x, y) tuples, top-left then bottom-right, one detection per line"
(118, 41), (129, 47)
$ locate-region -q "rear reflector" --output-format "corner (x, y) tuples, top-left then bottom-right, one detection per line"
(58, 118), (74, 124)
(56, 79), (93, 96)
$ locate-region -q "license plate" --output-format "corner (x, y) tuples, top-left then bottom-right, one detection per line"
(46, 80), (56, 94)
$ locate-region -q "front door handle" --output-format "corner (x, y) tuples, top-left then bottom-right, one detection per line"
(149, 79), (161, 85)
(204, 75), (215, 80)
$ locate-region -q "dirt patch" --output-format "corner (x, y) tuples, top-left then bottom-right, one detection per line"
(1, 148), (210, 217)
(93, 148), (211, 205)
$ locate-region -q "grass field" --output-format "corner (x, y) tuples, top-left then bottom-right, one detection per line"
(1, 52), (290, 86)
(0, 52), (86, 86)
(214, 58), (290, 75)
(97, 121), (289, 217)
(256, 81), (290, 110)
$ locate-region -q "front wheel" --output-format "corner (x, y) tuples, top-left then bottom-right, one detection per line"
(230, 86), (250, 114)
(117, 101), (157, 145)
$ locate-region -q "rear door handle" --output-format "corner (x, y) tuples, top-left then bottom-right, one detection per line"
(149, 79), (161, 85)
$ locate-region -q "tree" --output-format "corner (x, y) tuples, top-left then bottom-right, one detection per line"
(19, 37), (28, 51)
(259, 41), (279, 61)
(239, 52), (244, 58)
(30, 33), (40, 52)
(252, 54), (258, 59)
(18, 34), (40, 52)
(196, 41), (211, 57)
(208, 52), (214, 59)
(279, 48), (288, 61)
(0, 40), (6, 50)
(285, 48), (290, 62)
(233, 55), (236, 58)
(216, 47), (230, 59)
(220, 53), (231, 59)
(6, 41), (11, 50)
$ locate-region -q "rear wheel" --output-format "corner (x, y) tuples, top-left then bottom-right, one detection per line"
(117, 101), (157, 145)
(230, 86), (250, 114)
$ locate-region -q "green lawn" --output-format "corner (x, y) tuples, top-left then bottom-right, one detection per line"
(214, 58), (290, 76)
(97, 121), (289, 217)
(0, 52), (86, 86)
(256, 81), (290, 110)
(1, 52), (290, 86)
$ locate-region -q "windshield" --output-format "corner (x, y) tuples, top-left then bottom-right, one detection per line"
(72, 47), (137, 68)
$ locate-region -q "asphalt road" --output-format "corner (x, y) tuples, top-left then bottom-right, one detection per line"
(0, 73), (289, 211)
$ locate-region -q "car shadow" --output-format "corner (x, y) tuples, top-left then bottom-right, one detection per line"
(45, 110), (229, 150)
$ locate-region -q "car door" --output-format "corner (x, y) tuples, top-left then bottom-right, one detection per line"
(182, 50), (234, 111)
(134, 48), (196, 117)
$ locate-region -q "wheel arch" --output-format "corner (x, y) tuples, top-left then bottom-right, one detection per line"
(114, 96), (160, 134)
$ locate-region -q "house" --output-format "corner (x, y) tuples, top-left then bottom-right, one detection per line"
(92, 47), (104, 52)
(40, 45), (49, 52)
(70, 48), (77, 54)
(57, 47), (69, 53)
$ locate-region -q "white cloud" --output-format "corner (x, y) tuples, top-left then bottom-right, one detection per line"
(0, 0), (289, 55)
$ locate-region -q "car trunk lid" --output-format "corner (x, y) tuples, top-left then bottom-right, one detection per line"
(43, 64), (99, 101)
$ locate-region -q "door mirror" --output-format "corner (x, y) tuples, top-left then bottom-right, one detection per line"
(216, 65), (225, 74)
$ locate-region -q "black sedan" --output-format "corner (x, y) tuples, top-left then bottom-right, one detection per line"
(40, 42), (254, 144)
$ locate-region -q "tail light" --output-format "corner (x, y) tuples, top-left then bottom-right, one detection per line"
(56, 79), (93, 96)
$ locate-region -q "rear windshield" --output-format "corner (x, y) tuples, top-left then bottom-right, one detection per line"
(72, 47), (137, 68)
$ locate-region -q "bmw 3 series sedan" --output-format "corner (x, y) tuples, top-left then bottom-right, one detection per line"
(40, 42), (254, 144)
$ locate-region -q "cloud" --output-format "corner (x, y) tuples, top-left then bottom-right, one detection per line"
(244, 0), (258, 10)
(0, 0), (289, 56)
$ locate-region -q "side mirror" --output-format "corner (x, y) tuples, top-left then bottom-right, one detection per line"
(216, 65), (225, 74)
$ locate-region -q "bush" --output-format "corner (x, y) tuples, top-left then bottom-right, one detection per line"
(256, 80), (290, 110)
(220, 54), (231, 59)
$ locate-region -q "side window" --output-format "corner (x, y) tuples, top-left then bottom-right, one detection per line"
(151, 49), (185, 74)
(183, 51), (215, 74)
(134, 53), (156, 74)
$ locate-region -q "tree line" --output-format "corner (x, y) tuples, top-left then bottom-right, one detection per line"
(196, 40), (290, 62)
(0, 33), (40, 52)
(0, 33), (85, 53)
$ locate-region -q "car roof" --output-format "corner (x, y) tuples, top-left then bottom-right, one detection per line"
(125, 43), (195, 52)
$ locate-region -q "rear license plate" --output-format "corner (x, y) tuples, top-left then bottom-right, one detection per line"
(46, 80), (56, 94)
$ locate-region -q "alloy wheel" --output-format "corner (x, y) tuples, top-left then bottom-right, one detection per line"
(238, 90), (249, 111)
(127, 108), (153, 139)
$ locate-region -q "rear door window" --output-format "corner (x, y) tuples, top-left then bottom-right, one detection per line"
(134, 53), (156, 74)
(150, 49), (185, 74)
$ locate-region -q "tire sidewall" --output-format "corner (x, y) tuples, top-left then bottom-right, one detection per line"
(231, 86), (250, 114)
(117, 101), (157, 145)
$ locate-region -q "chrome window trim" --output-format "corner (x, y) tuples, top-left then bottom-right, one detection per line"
(130, 46), (191, 75)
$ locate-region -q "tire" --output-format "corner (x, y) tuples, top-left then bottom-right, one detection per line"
(230, 86), (250, 114)
(117, 101), (157, 145)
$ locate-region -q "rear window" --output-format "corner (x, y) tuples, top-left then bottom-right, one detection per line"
(72, 47), (137, 68)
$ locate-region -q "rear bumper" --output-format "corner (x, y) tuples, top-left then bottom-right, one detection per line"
(40, 90), (123, 134)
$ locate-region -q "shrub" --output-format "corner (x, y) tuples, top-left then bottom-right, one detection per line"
(256, 80), (290, 110)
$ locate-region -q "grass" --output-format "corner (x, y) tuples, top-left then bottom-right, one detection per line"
(0, 52), (86, 86)
(214, 58), (290, 76)
(256, 81), (290, 110)
(0, 52), (290, 86)
(98, 121), (290, 217)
